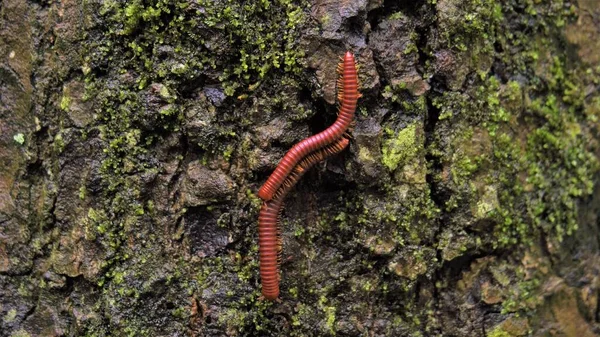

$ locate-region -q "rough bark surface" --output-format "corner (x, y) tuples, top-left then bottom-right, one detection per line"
(1, 0), (600, 336)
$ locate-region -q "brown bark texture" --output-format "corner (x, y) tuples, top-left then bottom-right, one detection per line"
(1, 0), (600, 336)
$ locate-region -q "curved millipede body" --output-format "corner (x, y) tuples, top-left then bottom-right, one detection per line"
(258, 137), (350, 300)
(257, 51), (360, 201)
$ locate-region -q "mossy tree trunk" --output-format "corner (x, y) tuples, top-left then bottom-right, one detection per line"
(1, 0), (600, 336)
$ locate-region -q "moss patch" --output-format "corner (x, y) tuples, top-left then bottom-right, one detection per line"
(69, 0), (310, 335)
(382, 123), (422, 172)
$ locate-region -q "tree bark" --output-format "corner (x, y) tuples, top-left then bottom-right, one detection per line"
(1, 0), (600, 336)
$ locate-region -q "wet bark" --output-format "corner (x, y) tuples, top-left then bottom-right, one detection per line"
(1, 0), (600, 336)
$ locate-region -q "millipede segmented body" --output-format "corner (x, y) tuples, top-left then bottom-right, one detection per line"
(257, 51), (360, 201)
(257, 197), (285, 300)
(258, 137), (350, 300)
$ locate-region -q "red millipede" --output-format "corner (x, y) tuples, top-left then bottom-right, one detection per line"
(258, 137), (350, 300)
(257, 51), (360, 201)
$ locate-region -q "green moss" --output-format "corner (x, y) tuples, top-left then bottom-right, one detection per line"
(324, 306), (336, 335)
(223, 144), (234, 161)
(53, 133), (65, 153)
(487, 59), (598, 245)
(421, 2), (600, 328)
(382, 88), (428, 116)
(486, 326), (512, 337)
(100, 0), (306, 98)
(437, 0), (503, 61)
(60, 96), (71, 111)
(381, 123), (421, 172)
(433, 40), (599, 246)
(52, 0), (599, 335)
(291, 303), (309, 327)
(10, 330), (30, 337)
(60, 94), (71, 111)
(358, 144), (376, 163)
(451, 155), (479, 186)
(404, 44), (418, 56)
(13, 133), (25, 145)
(474, 186), (499, 219)
(78, 185), (87, 200)
(3, 309), (17, 323)
(389, 11), (406, 21)
(316, 295), (337, 335)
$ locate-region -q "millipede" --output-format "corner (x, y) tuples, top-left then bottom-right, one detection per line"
(257, 51), (360, 201)
(258, 137), (350, 300)
(257, 50), (360, 300)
